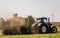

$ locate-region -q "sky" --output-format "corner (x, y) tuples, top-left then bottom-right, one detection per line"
(0, 0), (60, 22)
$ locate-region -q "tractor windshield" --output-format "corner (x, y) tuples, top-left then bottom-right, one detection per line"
(42, 19), (48, 23)
(37, 18), (48, 23)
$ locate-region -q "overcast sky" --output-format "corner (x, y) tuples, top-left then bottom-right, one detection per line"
(0, 0), (60, 22)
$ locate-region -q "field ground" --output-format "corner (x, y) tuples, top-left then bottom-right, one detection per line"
(0, 33), (60, 38)
(0, 26), (60, 38)
(0, 30), (60, 38)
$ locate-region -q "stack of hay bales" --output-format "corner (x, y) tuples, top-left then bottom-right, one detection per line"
(2, 13), (35, 35)
(10, 13), (26, 32)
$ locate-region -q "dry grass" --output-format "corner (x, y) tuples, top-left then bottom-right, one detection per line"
(0, 33), (60, 38)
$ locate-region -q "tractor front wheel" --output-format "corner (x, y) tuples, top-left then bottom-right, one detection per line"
(51, 26), (57, 33)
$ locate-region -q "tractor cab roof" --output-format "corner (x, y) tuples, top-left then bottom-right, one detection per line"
(37, 17), (47, 20)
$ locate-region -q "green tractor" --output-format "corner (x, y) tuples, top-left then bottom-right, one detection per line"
(32, 17), (57, 33)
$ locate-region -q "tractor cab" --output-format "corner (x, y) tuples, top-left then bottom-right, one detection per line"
(36, 17), (52, 27)
(36, 17), (49, 23)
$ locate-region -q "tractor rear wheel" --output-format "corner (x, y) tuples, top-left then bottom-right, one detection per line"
(39, 25), (49, 33)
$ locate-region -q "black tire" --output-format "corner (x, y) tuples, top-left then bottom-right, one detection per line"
(39, 25), (49, 33)
(2, 29), (11, 35)
(51, 26), (57, 33)
(20, 26), (32, 34)
(2, 30), (8, 35)
(11, 30), (17, 35)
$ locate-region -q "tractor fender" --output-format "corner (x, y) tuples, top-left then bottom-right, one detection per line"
(38, 23), (42, 26)
(32, 23), (37, 27)
(32, 22), (42, 27)
(51, 25), (54, 28)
